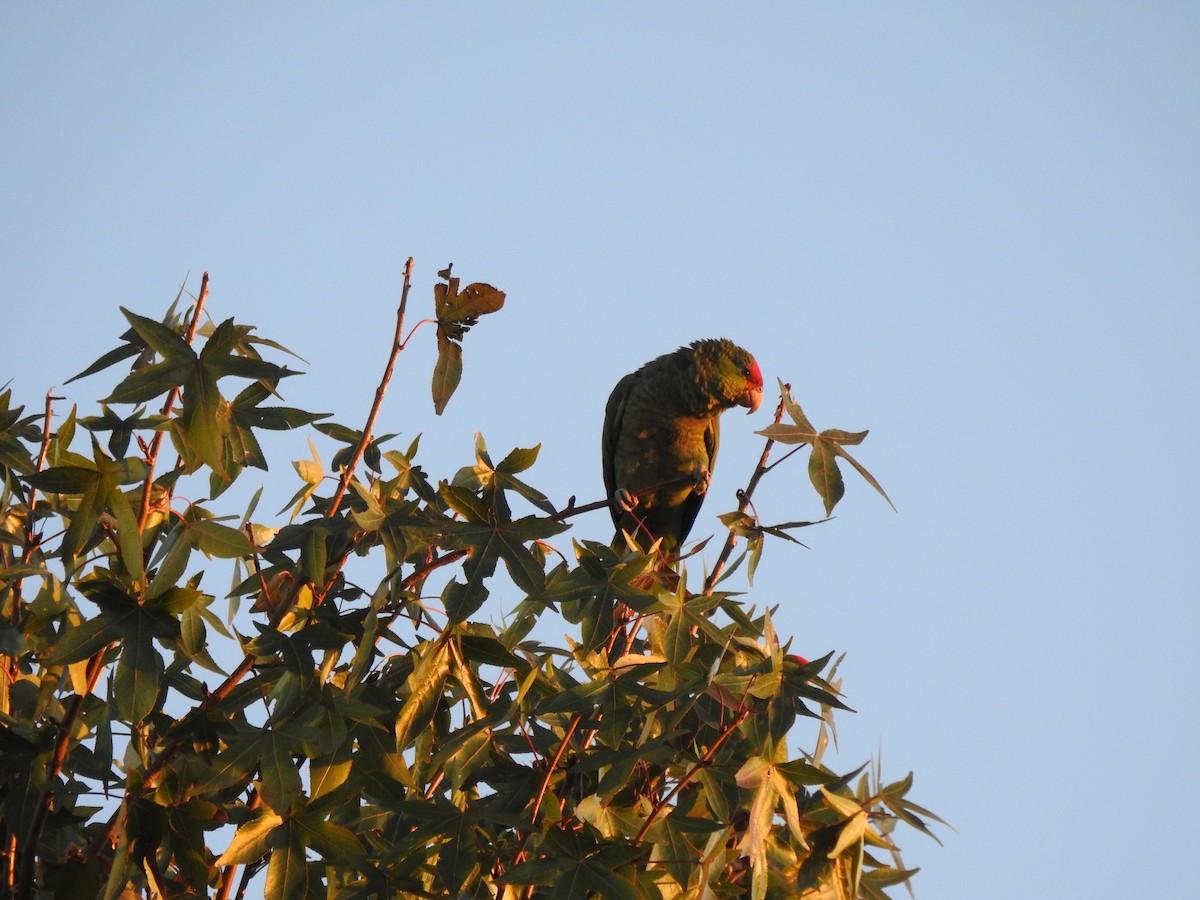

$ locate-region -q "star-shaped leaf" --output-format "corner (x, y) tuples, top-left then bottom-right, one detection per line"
(756, 382), (895, 516)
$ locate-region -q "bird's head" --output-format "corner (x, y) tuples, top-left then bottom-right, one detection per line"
(690, 339), (763, 414)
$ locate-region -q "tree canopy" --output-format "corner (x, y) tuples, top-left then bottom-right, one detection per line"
(0, 264), (940, 899)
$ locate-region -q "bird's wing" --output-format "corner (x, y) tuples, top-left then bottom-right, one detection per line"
(677, 415), (720, 545)
(706, 413), (720, 480)
(602, 371), (638, 527)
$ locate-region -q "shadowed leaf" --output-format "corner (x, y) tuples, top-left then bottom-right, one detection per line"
(431, 271), (505, 415)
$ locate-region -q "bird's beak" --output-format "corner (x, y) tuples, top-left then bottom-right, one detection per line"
(739, 386), (763, 414)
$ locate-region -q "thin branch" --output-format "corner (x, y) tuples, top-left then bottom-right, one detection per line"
(399, 317), (437, 351)
(125, 259), (424, 800)
(634, 696), (754, 843)
(232, 861), (259, 900)
(549, 496), (610, 521)
(67, 278), (214, 870)
(214, 862), (238, 900)
(328, 257), (414, 517)
(22, 391), (61, 540)
(83, 265), (424, 868)
(551, 472), (700, 523)
(10, 391), (60, 624)
(136, 272), (210, 531)
(517, 711), (584, 865)
(702, 386), (790, 595)
(762, 443), (805, 474)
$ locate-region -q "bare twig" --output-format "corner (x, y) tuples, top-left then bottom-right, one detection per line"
(550, 496), (610, 521)
(328, 257), (414, 517)
(510, 710), (585, 888)
(34, 391), (59, 473)
(399, 317), (437, 351)
(522, 712), (583, 850)
(551, 471), (701, 524)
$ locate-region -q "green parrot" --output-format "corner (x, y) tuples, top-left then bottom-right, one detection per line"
(603, 338), (764, 552)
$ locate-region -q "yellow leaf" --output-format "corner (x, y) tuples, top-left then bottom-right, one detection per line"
(828, 810), (869, 859)
(216, 811), (283, 866)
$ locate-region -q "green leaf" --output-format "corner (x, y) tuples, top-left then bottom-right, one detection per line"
(105, 359), (193, 405)
(80, 404), (167, 459)
(178, 605), (223, 674)
(107, 483), (144, 583)
(808, 440), (845, 517)
(776, 759), (841, 786)
(211, 354), (297, 383)
(446, 726), (494, 793)
(59, 472), (107, 561)
(293, 814), (363, 863)
(735, 756), (773, 790)
(746, 532), (764, 585)
(832, 442), (897, 512)
(781, 382), (817, 431)
(216, 811), (284, 866)
(436, 808), (480, 891)
(432, 331), (463, 416)
(264, 821), (306, 899)
(258, 726), (305, 813)
(176, 365), (226, 477)
(755, 422), (813, 445)
(821, 428), (869, 446)
(310, 743), (353, 801)
(394, 638), (452, 750)
(431, 275), (505, 415)
(650, 814), (702, 890)
(497, 443), (539, 474)
(443, 574), (491, 626)
(121, 307), (195, 363)
(66, 333), (143, 383)
(231, 383), (328, 432)
(41, 613), (124, 665)
(829, 809), (870, 858)
(302, 526), (327, 584)
(22, 464), (98, 494)
(535, 674), (611, 714)
(190, 519), (257, 558)
(114, 613), (164, 722)
(147, 522), (195, 598)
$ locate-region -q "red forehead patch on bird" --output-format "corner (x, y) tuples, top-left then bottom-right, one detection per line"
(747, 358), (763, 386)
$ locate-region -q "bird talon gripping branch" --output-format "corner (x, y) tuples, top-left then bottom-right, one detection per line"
(602, 338), (762, 553)
(615, 487), (638, 513)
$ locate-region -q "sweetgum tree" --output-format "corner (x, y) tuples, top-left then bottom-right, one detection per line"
(0, 263), (942, 899)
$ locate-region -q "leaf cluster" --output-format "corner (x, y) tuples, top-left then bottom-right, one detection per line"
(0, 272), (938, 899)
(756, 382), (894, 518)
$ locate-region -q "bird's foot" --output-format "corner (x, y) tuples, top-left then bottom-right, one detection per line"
(690, 465), (711, 495)
(615, 488), (638, 513)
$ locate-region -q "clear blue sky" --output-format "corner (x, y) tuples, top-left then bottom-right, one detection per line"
(3, 5), (1196, 897)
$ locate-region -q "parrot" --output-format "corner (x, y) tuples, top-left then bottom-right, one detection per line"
(602, 338), (764, 553)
